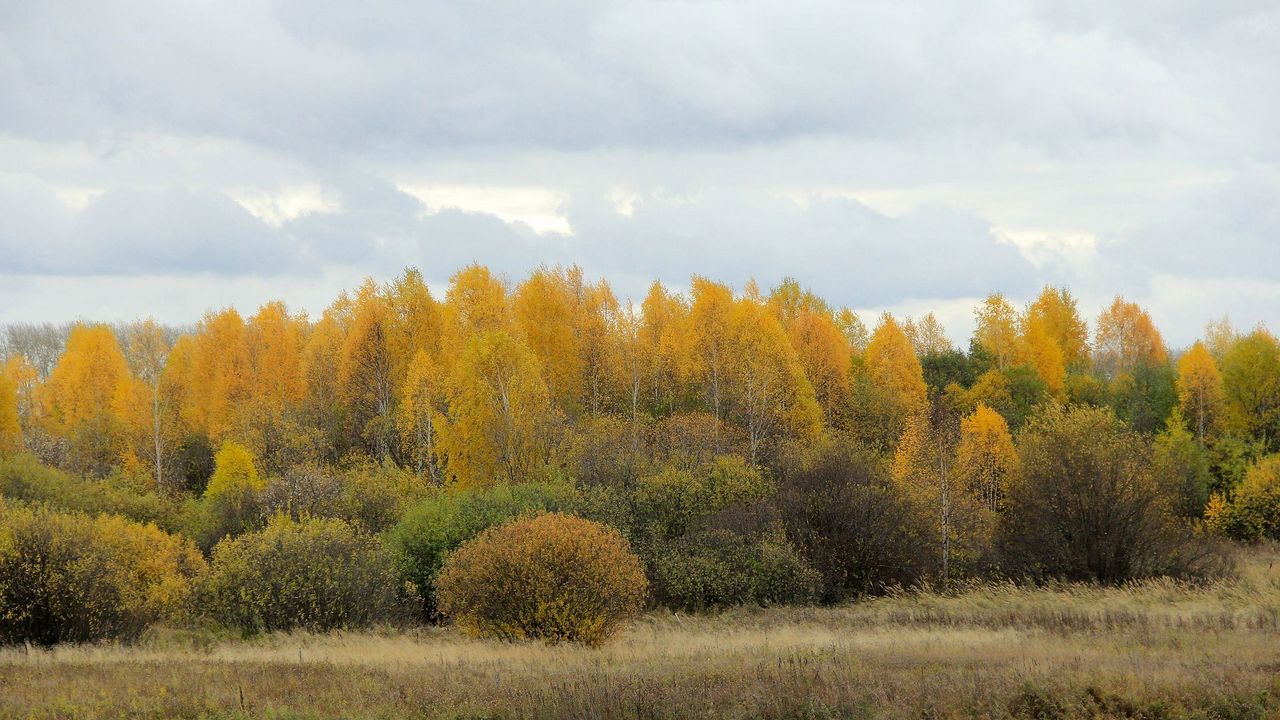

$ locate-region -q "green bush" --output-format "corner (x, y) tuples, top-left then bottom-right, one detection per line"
(0, 499), (205, 645)
(200, 515), (401, 633)
(633, 455), (773, 539)
(1208, 455), (1280, 542)
(387, 481), (578, 617)
(436, 513), (647, 645)
(650, 528), (820, 611)
(0, 454), (180, 531)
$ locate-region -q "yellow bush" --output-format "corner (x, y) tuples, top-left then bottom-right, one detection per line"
(203, 441), (262, 501)
(436, 513), (647, 645)
(0, 499), (206, 645)
(200, 515), (401, 633)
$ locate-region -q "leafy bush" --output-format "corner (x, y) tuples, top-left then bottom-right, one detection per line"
(436, 513), (647, 645)
(200, 515), (401, 633)
(0, 454), (180, 530)
(633, 455), (773, 539)
(650, 527), (819, 611)
(1206, 455), (1280, 542)
(387, 481), (577, 617)
(773, 434), (925, 600)
(0, 499), (205, 645)
(1001, 404), (1226, 583)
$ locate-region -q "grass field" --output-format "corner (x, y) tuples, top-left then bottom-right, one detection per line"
(4, 546), (1280, 720)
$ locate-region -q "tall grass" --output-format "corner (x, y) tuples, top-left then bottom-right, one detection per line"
(3, 545), (1279, 719)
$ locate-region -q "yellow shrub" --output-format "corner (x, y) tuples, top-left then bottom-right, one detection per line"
(0, 499), (205, 645)
(203, 441), (262, 501)
(436, 513), (647, 645)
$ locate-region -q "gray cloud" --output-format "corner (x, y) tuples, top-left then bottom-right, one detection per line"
(2, 1), (1273, 156)
(0, 183), (305, 275)
(0, 0), (1276, 342)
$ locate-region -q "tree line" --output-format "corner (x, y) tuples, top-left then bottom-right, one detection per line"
(1, 264), (1279, 643)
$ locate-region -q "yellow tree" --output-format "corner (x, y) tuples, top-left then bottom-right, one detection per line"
(575, 273), (626, 417)
(340, 281), (397, 459)
(1018, 314), (1066, 395)
(1025, 286), (1089, 368)
(2, 356), (38, 438)
(386, 267), (442, 387)
(397, 350), (445, 482)
(783, 308), (852, 422)
(440, 264), (513, 368)
(891, 401), (977, 578)
(864, 313), (928, 420)
(203, 440), (263, 501)
(514, 266), (585, 417)
(121, 320), (172, 486)
(1219, 328), (1280, 450)
(835, 308), (870, 354)
(726, 294), (824, 460)
(40, 323), (132, 433)
(1203, 316), (1238, 361)
(954, 404), (1019, 512)
(1093, 296), (1168, 377)
(247, 302), (306, 418)
(0, 372), (21, 457)
(1176, 341), (1224, 443)
(185, 309), (253, 442)
(902, 313), (952, 356)
(437, 331), (556, 486)
(300, 307), (347, 449)
(684, 276), (736, 424)
(639, 281), (688, 414)
(973, 294), (1021, 369)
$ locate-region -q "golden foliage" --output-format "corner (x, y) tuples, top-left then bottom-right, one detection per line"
(203, 441), (263, 501)
(1026, 286), (1089, 368)
(1093, 296), (1168, 377)
(973, 294), (1020, 369)
(0, 499), (204, 644)
(0, 372), (21, 457)
(1176, 341), (1224, 442)
(955, 404), (1019, 512)
(38, 323), (132, 433)
(437, 331), (556, 486)
(436, 512), (648, 645)
(864, 313), (927, 419)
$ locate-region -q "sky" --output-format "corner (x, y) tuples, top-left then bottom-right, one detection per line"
(1, 0), (1277, 346)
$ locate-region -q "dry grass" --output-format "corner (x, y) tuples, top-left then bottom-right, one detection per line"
(4, 546), (1280, 719)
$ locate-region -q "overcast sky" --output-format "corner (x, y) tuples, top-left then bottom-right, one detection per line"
(2, 1), (1277, 345)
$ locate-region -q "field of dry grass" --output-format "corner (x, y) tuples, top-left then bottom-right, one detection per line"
(4, 545), (1280, 719)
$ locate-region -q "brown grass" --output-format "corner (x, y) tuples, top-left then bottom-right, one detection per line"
(4, 545), (1280, 719)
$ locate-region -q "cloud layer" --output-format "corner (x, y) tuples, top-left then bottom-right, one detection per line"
(1, 0), (1276, 344)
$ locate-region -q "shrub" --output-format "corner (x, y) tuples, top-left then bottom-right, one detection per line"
(1207, 455), (1280, 542)
(258, 463), (347, 521)
(0, 454), (180, 531)
(773, 434), (925, 600)
(633, 455), (773, 539)
(387, 481), (577, 617)
(203, 441), (263, 501)
(1001, 404), (1226, 583)
(0, 499), (205, 645)
(436, 513), (647, 645)
(650, 527), (820, 611)
(200, 515), (401, 633)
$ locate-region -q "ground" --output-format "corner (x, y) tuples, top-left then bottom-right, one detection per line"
(3, 546), (1280, 719)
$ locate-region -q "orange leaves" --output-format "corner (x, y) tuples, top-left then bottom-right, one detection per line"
(1094, 296), (1168, 377)
(865, 313), (927, 418)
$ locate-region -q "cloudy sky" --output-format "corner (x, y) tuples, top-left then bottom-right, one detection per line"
(2, 1), (1277, 345)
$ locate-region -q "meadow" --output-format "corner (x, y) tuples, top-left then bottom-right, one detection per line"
(4, 546), (1279, 720)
